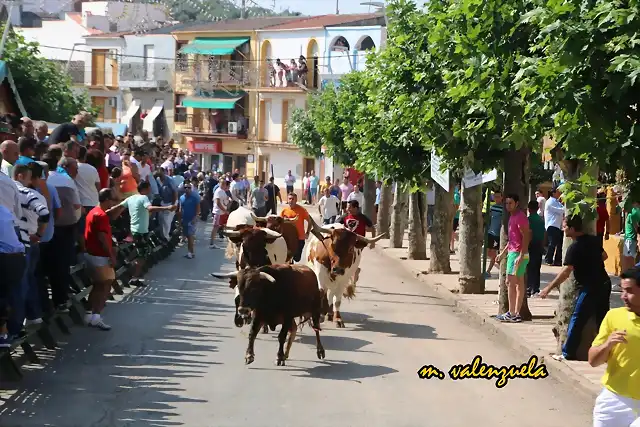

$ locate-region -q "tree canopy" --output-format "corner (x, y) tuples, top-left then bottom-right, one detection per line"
(163, 0), (300, 23)
(3, 29), (93, 123)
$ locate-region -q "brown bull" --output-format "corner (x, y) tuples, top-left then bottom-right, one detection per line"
(211, 265), (329, 366)
(254, 215), (299, 263)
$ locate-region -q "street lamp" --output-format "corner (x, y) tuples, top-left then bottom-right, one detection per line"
(361, 2), (388, 27)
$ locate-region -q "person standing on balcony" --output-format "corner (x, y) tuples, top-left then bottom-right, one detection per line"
(288, 59), (298, 86)
(275, 59), (288, 87)
(298, 56), (308, 87)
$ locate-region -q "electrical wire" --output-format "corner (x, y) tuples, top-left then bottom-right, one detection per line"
(38, 42), (371, 62)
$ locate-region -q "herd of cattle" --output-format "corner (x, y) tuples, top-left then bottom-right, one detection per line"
(210, 206), (385, 366)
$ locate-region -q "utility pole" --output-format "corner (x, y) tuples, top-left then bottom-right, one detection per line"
(240, 0), (246, 19)
(0, 2), (16, 58)
(335, 0), (339, 14)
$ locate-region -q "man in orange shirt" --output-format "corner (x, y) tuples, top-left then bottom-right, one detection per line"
(280, 192), (310, 262)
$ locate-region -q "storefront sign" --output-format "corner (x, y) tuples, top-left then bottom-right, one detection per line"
(189, 140), (222, 153)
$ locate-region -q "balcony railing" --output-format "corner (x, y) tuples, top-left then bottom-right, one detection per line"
(180, 113), (248, 139)
(177, 59), (259, 88)
(120, 62), (173, 88)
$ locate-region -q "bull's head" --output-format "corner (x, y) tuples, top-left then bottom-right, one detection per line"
(222, 227), (283, 268)
(211, 268), (276, 319)
(308, 216), (387, 276)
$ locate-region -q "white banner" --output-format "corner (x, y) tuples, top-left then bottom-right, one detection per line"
(462, 168), (498, 188)
(431, 152), (450, 192)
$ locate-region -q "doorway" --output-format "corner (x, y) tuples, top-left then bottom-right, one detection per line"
(303, 157), (315, 176)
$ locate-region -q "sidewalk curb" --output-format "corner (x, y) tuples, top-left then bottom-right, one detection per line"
(373, 244), (601, 401)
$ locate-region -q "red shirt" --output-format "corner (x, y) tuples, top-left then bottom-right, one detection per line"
(596, 203), (609, 234)
(97, 165), (109, 189)
(338, 213), (373, 236)
(85, 206), (112, 257)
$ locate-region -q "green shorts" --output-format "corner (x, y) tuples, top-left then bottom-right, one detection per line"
(506, 251), (529, 277)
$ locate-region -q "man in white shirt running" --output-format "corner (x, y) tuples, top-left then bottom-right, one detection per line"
(318, 187), (340, 224)
(210, 179), (229, 249)
(347, 184), (365, 208)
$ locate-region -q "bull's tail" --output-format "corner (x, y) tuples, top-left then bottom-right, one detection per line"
(343, 285), (357, 299)
(225, 240), (235, 260)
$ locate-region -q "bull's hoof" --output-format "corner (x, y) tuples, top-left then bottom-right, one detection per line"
(234, 315), (244, 328)
(276, 358), (286, 366)
(261, 325), (269, 334)
(317, 348), (325, 360)
(245, 354), (255, 365)
(327, 313), (334, 322)
(335, 319), (345, 328)
(284, 351), (290, 360)
(319, 314), (326, 323)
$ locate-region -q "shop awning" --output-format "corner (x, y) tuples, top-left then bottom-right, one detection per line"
(143, 100), (164, 132)
(178, 37), (249, 55)
(121, 99), (141, 125)
(182, 91), (245, 109)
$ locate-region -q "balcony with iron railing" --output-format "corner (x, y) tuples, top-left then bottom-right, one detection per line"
(176, 58), (259, 89)
(178, 113), (249, 139)
(119, 62), (173, 89)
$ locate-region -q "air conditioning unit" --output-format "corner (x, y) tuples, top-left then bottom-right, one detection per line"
(107, 97), (117, 107)
(228, 121), (238, 135)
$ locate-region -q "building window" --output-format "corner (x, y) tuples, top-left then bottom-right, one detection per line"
(176, 42), (188, 71)
(175, 94), (186, 123)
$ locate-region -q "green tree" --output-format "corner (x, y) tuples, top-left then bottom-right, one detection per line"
(512, 0), (640, 358)
(2, 29), (93, 123)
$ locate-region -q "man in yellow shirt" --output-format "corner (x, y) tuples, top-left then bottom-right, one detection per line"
(589, 267), (640, 426)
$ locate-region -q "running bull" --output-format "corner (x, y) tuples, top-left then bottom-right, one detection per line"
(304, 217), (386, 328)
(211, 265), (328, 366)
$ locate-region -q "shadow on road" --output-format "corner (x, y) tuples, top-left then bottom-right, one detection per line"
(0, 248), (230, 427)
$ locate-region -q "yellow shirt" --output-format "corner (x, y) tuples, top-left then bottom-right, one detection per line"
(592, 307), (640, 400)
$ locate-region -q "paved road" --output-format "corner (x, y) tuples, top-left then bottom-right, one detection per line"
(0, 221), (595, 427)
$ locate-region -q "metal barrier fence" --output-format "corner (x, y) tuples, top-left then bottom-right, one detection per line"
(0, 219), (182, 381)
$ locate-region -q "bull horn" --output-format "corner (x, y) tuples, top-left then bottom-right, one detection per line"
(250, 212), (268, 222)
(259, 272), (276, 283)
(222, 229), (242, 238)
(261, 228), (282, 238)
(355, 233), (388, 245)
(210, 271), (237, 279)
(308, 215), (333, 234)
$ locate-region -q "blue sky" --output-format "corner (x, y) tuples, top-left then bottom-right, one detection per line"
(250, 0), (426, 16)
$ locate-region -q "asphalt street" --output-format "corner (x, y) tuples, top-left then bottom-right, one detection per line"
(0, 220), (595, 427)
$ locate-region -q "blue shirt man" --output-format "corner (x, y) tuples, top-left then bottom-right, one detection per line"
(14, 155), (35, 166)
(40, 181), (61, 243)
(179, 183), (200, 259)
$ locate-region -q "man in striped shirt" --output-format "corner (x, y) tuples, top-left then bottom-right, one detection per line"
(9, 163), (49, 339)
(484, 190), (504, 279)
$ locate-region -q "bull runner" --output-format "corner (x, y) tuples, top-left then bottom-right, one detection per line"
(280, 192), (310, 263)
(335, 200), (377, 292)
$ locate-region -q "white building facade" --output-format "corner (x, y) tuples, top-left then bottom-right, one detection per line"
(254, 14), (384, 193)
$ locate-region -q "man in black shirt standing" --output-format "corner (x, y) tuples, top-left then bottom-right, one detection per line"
(539, 215), (611, 360)
(48, 114), (85, 145)
(264, 176), (281, 215)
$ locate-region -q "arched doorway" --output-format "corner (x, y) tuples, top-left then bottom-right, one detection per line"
(260, 40), (273, 87)
(330, 36), (350, 51)
(356, 36), (376, 51)
(306, 39), (319, 89)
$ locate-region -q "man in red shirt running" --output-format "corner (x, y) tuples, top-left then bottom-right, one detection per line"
(83, 188), (118, 331)
(335, 200), (377, 289)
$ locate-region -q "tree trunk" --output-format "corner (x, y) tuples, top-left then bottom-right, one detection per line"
(430, 182), (454, 273)
(458, 180), (484, 293)
(498, 148), (533, 320)
(408, 191), (428, 260)
(390, 184), (408, 248)
(362, 176), (377, 221)
(377, 182), (393, 235)
(552, 161), (599, 360)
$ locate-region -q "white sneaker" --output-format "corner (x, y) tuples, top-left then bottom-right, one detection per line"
(90, 315), (111, 331)
(209, 244), (218, 249)
(185, 253), (194, 259)
(25, 318), (43, 326)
